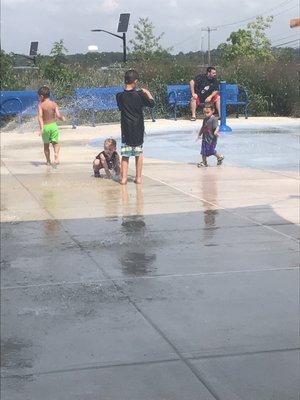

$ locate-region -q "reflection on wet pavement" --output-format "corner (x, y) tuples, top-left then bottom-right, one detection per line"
(120, 186), (157, 276)
(1, 338), (33, 370)
(1, 124), (299, 400)
(120, 251), (157, 276)
(200, 169), (219, 243)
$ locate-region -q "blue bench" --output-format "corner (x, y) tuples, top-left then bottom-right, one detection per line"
(167, 84), (249, 120)
(73, 86), (155, 127)
(0, 87), (156, 128)
(0, 90), (74, 127)
(0, 90), (39, 124)
(225, 84), (250, 119)
(73, 86), (123, 127)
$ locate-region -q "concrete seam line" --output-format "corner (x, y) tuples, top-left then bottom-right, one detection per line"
(1, 358), (180, 379)
(189, 347), (300, 361)
(1, 160), (296, 399)
(1, 266), (299, 291)
(2, 347), (299, 380)
(142, 173), (299, 242)
(2, 163), (221, 399)
(127, 299), (235, 400)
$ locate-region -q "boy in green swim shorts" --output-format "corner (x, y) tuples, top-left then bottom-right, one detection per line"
(37, 86), (65, 166)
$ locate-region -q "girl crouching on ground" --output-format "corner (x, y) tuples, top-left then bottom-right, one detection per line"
(93, 138), (120, 179)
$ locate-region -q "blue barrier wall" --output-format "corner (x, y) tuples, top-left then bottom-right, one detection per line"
(75, 87), (123, 111)
(0, 91), (39, 117)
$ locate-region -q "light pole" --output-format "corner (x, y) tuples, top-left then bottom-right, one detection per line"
(91, 13), (130, 63)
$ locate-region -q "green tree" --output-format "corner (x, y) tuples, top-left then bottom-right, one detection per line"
(41, 39), (76, 96)
(218, 16), (275, 65)
(0, 50), (17, 90)
(43, 39), (68, 81)
(129, 18), (171, 59)
(50, 39), (68, 58)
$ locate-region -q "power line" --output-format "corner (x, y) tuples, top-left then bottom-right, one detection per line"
(172, 31), (209, 50)
(272, 33), (299, 43)
(172, 33), (199, 48)
(272, 4), (299, 18)
(172, 0), (298, 50)
(273, 39), (300, 47)
(216, 0), (295, 28)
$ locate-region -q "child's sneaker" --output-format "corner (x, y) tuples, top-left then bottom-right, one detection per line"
(217, 155), (224, 165)
(197, 161), (208, 168)
(94, 171), (101, 178)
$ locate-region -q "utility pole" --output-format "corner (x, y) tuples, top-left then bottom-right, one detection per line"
(200, 35), (204, 66)
(201, 27), (217, 65)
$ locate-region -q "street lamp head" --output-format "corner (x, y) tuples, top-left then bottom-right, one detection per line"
(90, 14), (130, 63)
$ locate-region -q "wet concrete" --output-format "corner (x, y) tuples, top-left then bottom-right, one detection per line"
(1, 123), (300, 400)
(91, 127), (300, 171)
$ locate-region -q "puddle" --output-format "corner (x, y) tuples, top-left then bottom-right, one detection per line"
(90, 128), (300, 172)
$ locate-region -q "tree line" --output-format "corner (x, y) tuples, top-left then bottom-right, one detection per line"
(1, 17), (299, 117)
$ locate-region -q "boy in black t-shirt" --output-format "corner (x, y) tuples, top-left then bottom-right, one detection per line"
(116, 70), (155, 185)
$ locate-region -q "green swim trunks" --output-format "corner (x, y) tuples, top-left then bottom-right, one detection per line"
(42, 122), (60, 144)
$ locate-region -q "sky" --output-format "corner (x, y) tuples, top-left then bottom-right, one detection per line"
(1, 0), (299, 55)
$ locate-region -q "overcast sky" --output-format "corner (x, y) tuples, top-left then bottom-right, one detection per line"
(1, 0), (299, 55)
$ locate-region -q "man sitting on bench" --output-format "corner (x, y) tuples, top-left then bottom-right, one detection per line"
(190, 66), (220, 121)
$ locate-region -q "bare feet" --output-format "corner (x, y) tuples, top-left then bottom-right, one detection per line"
(120, 179), (128, 185)
(134, 178), (142, 184)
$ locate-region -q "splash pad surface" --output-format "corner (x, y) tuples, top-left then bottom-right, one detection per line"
(1, 118), (299, 400)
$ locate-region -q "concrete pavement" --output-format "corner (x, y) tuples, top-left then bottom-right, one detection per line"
(1, 118), (299, 400)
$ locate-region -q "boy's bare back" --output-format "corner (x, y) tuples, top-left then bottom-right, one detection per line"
(39, 99), (58, 125)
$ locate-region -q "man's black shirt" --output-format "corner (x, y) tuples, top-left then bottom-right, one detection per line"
(116, 89), (155, 147)
(194, 74), (219, 102)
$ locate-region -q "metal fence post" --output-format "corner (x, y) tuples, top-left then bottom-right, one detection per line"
(219, 81), (232, 133)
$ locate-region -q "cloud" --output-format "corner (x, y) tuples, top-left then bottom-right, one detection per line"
(98, 0), (120, 13)
(1, 0), (298, 54)
(2, 0), (36, 8)
(168, 0), (178, 8)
